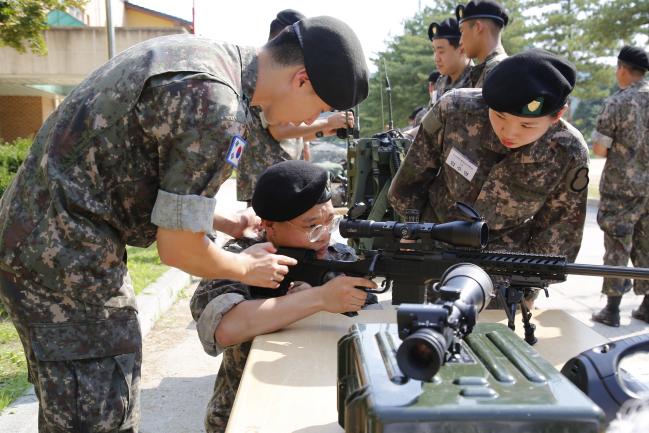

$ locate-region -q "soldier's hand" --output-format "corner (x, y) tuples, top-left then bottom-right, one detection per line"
(235, 207), (262, 238)
(239, 242), (297, 288)
(215, 207), (261, 239)
(318, 275), (375, 313)
(325, 111), (355, 134)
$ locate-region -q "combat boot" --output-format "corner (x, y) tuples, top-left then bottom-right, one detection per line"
(631, 295), (649, 323)
(591, 296), (621, 327)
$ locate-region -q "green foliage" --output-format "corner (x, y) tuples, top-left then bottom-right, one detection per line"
(126, 244), (169, 295)
(571, 96), (607, 141)
(0, 137), (31, 198)
(360, 1), (530, 135)
(358, 1), (647, 136)
(0, 320), (30, 412)
(0, 0), (87, 54)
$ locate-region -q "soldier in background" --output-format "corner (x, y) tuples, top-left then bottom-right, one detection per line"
(591, 46), (649, 327)
(191, 161), (376, 433)
(389, 49), (589, 278)
(412, 71), (442, 128)
(428, 18), (472, 102)
(456, 0), (509, 88)
(237, 9), (355, 203)
(0, 16), (368, 432)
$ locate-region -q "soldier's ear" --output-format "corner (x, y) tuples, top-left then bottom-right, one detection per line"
(291, 68), (310, 89)
(551, 105), (568, 123)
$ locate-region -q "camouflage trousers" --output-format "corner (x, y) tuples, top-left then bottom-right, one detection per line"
(204, 341), (252, 433)
(0, 271), (141, 433)
(597, 195), (649, 296)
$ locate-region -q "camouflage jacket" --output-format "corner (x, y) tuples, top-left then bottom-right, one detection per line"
(0, 34), (257, 311)
(236, 107), (290, 202)
(593, 79), (649, 198)
(433, 63), (473, 103)
(189, 237), (358, 427)
(388, 89), (589, 260)
(469, 46), (508, 88)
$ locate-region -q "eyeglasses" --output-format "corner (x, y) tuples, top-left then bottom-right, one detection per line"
(287, 216), (341, 243)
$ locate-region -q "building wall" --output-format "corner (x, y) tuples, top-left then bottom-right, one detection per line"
(124, 8), (177, 27)
(0, 96), (58, 142)
(76, 0), (126, 27)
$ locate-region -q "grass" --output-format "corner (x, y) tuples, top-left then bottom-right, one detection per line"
(126, 243), (169, 295)
(0, 243), (169, 411)
(0, 320), (30, 412)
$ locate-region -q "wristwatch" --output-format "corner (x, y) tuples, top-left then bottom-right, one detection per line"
(315, 131), (324, 138)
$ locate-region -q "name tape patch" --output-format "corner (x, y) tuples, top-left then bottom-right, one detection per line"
(445, 147), (478, 182)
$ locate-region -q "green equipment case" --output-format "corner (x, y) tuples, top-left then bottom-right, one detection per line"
(338, 323), (605, 433)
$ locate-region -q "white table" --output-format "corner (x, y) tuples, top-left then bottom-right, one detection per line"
(226, 308), (609, 433)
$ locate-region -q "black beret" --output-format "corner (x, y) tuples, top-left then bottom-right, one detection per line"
(252, 161), (331, 222)
(292, 16), (369, 110)
(456, 1), (509, 27)
(275, 9), (305, 27)
(409, 106), (425, 120)
(429, 71), (441, 82)
(482, 49), (576, 117)
(618, 45), (649, 71)
(428, 18), (461, 41)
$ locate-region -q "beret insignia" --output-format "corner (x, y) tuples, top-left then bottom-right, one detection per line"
(522, 97), (544, 116)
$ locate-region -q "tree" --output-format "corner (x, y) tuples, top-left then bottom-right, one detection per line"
(359, 1), (530, 135)
(582, 0), (649, 53)
(0, 0), (87, 54)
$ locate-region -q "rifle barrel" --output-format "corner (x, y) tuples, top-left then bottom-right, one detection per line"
(565, 263), (649, 280)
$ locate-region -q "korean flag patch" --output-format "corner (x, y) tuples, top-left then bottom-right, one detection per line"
(226, 135), (247, 168)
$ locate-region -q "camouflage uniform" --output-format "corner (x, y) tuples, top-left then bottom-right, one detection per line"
(433, 64), (472, 103)
(388, 89), (589, 260)
(190, 237), (360, 433)
(0, 34), (257, 432)
(593, 79), (649, 296)
(469, 46), (508, 88)
(235, 107), (290, 202)
(414, 64), (472, 126)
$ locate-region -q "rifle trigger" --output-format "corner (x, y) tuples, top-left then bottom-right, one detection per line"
(542, 286), (549, 298)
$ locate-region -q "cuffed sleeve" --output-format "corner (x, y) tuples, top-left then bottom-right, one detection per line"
(151, 189), (216, 233)
(196, 292), (246, 356)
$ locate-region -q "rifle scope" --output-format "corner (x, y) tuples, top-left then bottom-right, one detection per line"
(395, 264), (494, 381)
(339, 219), (488, 249)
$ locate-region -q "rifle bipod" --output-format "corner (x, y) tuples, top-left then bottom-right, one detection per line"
(497, 284), (540, 345)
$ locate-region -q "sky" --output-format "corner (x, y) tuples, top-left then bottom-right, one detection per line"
(129, 0), (427, 72)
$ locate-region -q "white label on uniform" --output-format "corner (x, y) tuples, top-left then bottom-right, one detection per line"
(445, 147), (478, 182)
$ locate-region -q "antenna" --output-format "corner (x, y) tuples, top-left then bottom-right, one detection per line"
(383, 58), (394, 130)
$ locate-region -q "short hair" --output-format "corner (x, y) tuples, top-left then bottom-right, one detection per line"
(409, 106), (425, 120)
(471, 18), (503, 36)
(618, 59), (647, 76)
(429, 71), (441, 83)
(264, 26), (304, 67)
(448, 38), (461, 49)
